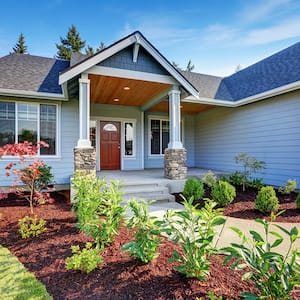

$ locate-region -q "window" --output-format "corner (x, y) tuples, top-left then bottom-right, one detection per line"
(150, 119), (170, 155)
(125, 122), (134, 156)
(0, 101), (57, 155)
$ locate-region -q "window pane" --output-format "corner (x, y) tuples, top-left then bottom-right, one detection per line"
(162, 120), (169, 153)
(40, 104), (56, 155)
(0, 102), (15, 146)
(89, 120), (96, 148)
(18, 103), (38, 144)
(151, 120), (160, 154)
(125, 122), (133, 156)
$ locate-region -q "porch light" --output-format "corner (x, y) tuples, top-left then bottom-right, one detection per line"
(113, 98), (120, 102)
(123, 86), (130, 90)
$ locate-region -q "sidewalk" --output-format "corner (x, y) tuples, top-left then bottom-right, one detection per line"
(146, 201), (300, 255)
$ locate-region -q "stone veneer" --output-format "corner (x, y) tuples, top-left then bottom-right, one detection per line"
(164, 148), (187, 180)
(74, 147), (96, 173)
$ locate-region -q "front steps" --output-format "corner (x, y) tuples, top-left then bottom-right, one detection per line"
(121, 182), (175, 204)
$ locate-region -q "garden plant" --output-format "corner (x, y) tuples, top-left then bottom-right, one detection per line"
(255, 186), (279, 214)
(211, 180), (236, 207)
(183, 177), (204, 200)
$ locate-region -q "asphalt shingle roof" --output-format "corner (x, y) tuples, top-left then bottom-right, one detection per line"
(0, 53), (69, 94)
(219, 41), (300, 101)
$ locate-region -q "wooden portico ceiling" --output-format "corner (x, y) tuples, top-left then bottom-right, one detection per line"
(89, 74), (172, 107)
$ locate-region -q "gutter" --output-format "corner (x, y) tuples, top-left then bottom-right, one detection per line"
(183, 80), (300, 107)
(0, 88), (68, 101)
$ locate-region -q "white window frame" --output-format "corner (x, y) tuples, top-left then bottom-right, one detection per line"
(148, 115), (184, 157)
(0, 99), (61, 159)
(91, 117), (137, 171)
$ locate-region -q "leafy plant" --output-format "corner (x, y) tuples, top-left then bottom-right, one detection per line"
(65, 242), (103, 273)
(202, 170), (217, 188)
(296, 193), (300, 209)
(162, 198), (225, 280)
(18, 215), (47, 238)
(72, 172), (124, 250)
(211, 181), (236, 207)
(248, 177), (264, 190)
(235, 153), (266, 191)
(255, 186), (279, 214)
(221, 171), (244, 187)
(222, 216), (300, 299)
(279, 179), (297, 195)
(183, 177), (204, 200)
(121, 199), (162, 263)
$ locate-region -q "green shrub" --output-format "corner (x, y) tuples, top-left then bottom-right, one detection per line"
(279, 179), (297, 195)
(18, 215), (47, 238)
(296, 193), (300, 209)
(255, 186), (279, 214)
(65, 242), (103, 273)
(122, 199), (162, 263)
(162, 198), (225, 280)
(248, 177), (264, 189)
(72, 172), (124, 250)
(202, 171), (217, 188)
(222, 218), (300, 299)
(183, 177), (204, 200)
(211, 181), (236, 207)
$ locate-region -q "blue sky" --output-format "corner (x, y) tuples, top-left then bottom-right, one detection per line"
(1, 0), (300, 76)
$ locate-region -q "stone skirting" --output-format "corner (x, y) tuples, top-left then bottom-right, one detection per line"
(74, 147), (96, 174)
(164, 148), (187, 180)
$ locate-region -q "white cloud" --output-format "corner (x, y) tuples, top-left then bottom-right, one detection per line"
(242, 18), (300, 45)
(240, 0), (292, 23)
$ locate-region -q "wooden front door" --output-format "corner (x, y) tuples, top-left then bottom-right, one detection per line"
(100, 121), (121, 170)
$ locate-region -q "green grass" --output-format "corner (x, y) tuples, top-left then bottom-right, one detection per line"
(0, 245), (52, 300)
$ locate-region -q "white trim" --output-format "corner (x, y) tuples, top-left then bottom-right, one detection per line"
(59, 32), (199, 97)
(0, 88), (67, 101)
(183, 79), (300, 108)
(92, 116), (138, 171)
(0, 99), (61, 158)
(141, 111), (144, 169)
(133, 43), (140, 63)
(87, 65), (177, 85)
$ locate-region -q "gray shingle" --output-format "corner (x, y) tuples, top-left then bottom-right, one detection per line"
(0, 53), (69, 94)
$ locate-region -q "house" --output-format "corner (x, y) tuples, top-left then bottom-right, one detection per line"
(0, 31), (299, 188)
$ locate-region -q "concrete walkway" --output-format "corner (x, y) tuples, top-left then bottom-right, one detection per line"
(145, 201), (300, 255)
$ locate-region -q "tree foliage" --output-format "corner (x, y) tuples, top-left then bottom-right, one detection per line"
(186, 59), (195, 72)
(56, 24), (86, 60)
(12, 33), (28, 54)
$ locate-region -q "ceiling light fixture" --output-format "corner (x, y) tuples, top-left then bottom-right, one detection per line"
(113, 98), (119, 102)
(123, 86), (130, 90)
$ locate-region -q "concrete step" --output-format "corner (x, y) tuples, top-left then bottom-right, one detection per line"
(121, 185), (169, 196)
(122, 193), (175, 204)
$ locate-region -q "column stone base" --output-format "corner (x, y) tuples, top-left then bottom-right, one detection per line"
(74, 147), (96, 174)
(164, 148), (187, 180)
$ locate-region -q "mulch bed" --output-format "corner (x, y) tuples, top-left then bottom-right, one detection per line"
(174, 187), (300, 223)
(0, 189), (299, 299)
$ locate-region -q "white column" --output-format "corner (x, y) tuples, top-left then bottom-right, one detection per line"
(168, 86), (183, 149)
(77, 74), (91, 148)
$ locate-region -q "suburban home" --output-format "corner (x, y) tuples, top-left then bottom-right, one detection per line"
(0, 31), (299, 188)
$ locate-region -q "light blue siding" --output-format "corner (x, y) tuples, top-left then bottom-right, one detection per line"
(195, 91), (300, 187)
(0, 99), (78, 186)
(91, 104), (144, 170)
(144, 112), (195, 168)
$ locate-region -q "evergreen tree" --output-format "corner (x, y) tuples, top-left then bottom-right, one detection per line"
(96, 42), (106, 52)
(186, 59), (195, 72)
(172, 61), (179, 68)
(85, 45), (94, 55)
(56, 25), (85, 60)
(12, 33), (28, 54)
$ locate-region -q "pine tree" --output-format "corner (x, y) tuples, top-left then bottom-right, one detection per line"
(56, 25), (86, 60)
(12, 33), (28, 54)
(85, 45), (94, 55)
(186, 59), (195, 72)
(96, 42), (106, 52)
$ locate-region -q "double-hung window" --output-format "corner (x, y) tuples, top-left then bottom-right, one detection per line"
(150, 119), (170, 155)
(0, 101), (57, 155)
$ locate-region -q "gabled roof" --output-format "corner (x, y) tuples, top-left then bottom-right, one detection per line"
(0, 53), (69, 95)
(59, 31), (199, 97)
(219, 41), (300, 101)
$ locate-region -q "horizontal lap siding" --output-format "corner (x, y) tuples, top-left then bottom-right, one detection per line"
(195, 91), (300, 187)
(0, 99), (78, 186)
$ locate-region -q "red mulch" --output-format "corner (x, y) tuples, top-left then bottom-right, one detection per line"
(175, 187), (300, 223)
(0, 189), (299, 299)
